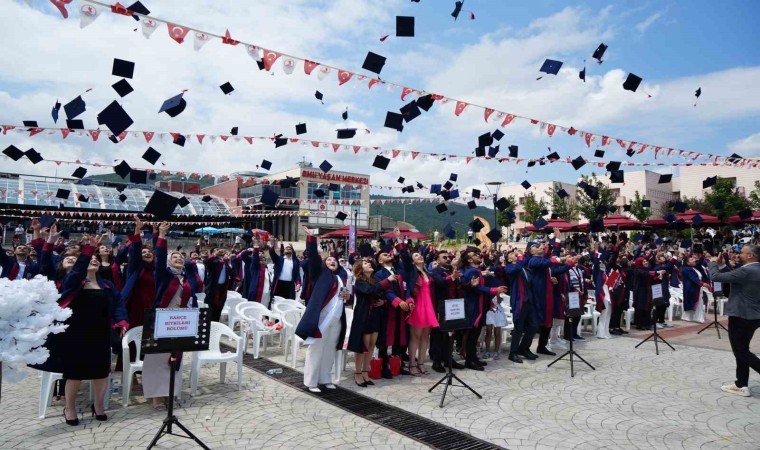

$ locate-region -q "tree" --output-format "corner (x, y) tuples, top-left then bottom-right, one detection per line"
(628, 191), (651, 222)
(575, 174), (616, 222)
(545, 182), (579, 222)
(704, 177), (751, 220)
(522, 192), (546, 225)
(748, 180), (760, 209)
(658, 196), (713, 216)
(496, 195), (517, 227)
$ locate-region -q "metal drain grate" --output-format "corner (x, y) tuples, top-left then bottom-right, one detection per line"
(234, 349), (504, 450)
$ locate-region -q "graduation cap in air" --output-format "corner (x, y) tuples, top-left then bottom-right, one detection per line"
(594, 149), (605, 158)
(71, 167), (87, 179)
(626, 148), (638, 157)
(24, 148), (43, 164)
(23, 120), (38, 128)
(595, 204), (609, 215)
(478, 132), (494, 148)
(702, 176), (717, 189)
(64, 96), (86, 119)
(605, 161), (621, 172)
(579, 68), (586, 82)
(467, 200), (477, 209)
(295, 123), (307, 135)
(337, 128), (357, 139)
(260, 160), (272, 171)
(142, 147), (161, 165)
(417, 94), (435, 111)
(449, 189), (460, 199)
(173, 196), (188, 208)
(692, 214), (704, 226)
(488, 146), (500, 157)
(470, 218), (485, 233)
(362, 52), (386, 75)
(126, 1), (149, 19)
(3, 145), (24, 161)
(328, 183), (340, 192)
(335, 211), (348, 221)
(623, 73), (642, 92)
(557, 188), (569, 199)
(400, 100), (421, 122)
(397, 177), (405, 184)
(449, 173), (458, 182)
(173, 134), (186, 146)
(641, 199), (651, 208)
(658, 174), (672, 184)
(280, 176), (296, 189)
(541, 208), (549, 217)
(451, 1), (474, 20)
(112, 79), (133, 97)
(39, 214), (55, 229)
(475, 146), (485, 157)
(508, 145), (518, 158)
(443, 180), (453, 191)
(623, 204), (632, 212)
(314, 189), (326, 198)
(113, 160), (131, 178)
(491, 129), (505, 141)
(230, 127), (239, 136)
(738, 209), (753, 220)
(77, 194), (88, 203)
(159, 93), (186, 117)
(314, 91), (324, 104)
(112, 58), (135, 78)
(495, 197), (510, 211)
(486, 229), (502, 243)
(274, 136), (287, 147)
(66, 119), (84, 130)
(610, 170), (624, 184)
(471, 189), (481, 198)
(436, 203), (448, 214)
(727, 153), (743, 164)
(589, 219), (605, 233)
(430, 184), (441, 194)
(97, 101), (133, 135)
(55, 188), (70, 200)
(384, 15), (415, 39)
(319, 160), (333, 173)
(537, 59), (563, 79)
(592, 43), (608, 63)
(534, 217), (548, 230)
(144, 190), (179, 220)
(384, 111), (404, 132)
(373, 155), (390, 170)
(116, 193), (127, 203)
(260, 189), (279, 207)
(440, 190), (452, 201)
(51, 100), (61, 123)
(694, 87), (702, 107)
(130, 169), (147, 184)
(220, 82), (234, 95)
(521, 180), (531, 190)
(584, 185), (599, 200)
(571, 156), (586, 170)
(443, 223), (456, 239)
(672, 201), (687, 213)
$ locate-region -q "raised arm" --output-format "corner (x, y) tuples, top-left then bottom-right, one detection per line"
(302, 225), (323, 280)
(154, 222), (171, 284)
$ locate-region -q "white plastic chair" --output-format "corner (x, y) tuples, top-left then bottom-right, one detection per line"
(225, 296), (247, 332)
(189, 322), (246, 396)
(195, 292), (206, 308)
(281, 309), (306, 368)
(272, 296), (305, 310)
(121, 326), (143, 407)
(333, 308), (354, 383)
(236, 302), (280, 359)
(220, 291), (243, 322)
(623, 292), (635, 331)
(38, 372), (111, 419)
(667, 287), (684, 321)
(578, 302), (600, 335)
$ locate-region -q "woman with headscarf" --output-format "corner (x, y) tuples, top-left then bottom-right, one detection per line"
(681, 255), (711, 323)
(632, 257), (667, 330)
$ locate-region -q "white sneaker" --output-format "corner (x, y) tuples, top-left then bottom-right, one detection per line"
(323, 384), (337, 390)
(307, 386), (322, 393)
(721, 384), (750, 397)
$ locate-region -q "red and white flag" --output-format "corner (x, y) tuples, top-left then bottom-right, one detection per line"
(79, 1), (101, 28)
(167, 23), (189, 44)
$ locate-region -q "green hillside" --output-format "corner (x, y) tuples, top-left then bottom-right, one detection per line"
(88, 173), (217, 189)
(370, 195), (496, 238)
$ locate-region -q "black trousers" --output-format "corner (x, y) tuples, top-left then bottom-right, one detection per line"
(510, 304), (537, 355)
(728, 316), (760, 388)
(564, 316), (580, 340)
(274, 280), (294, 300)
(465, 326), (483, 363)
(536, 326), (551, 351)
(610, 300), (624, 329)
(654, 303), (667, 324)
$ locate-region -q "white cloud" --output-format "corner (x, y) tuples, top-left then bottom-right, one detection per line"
(728, 133), (760, 156)
(635, 11), (664, 33)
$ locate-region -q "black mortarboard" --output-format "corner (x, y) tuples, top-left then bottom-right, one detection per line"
(319, 160), (332, 173)
(405, 185), (415, 193)
(467, 200), (477, 209)
(397, 177), (405, 184)
(440, 190), (451, 201)
(443, 180), (453, 190)
(488, 146), (500, 157)
(546, 151), (560, 161)
(23, 120), (38, 128)
(39, 214), (55, 229)
(623, 73), (642, 92)
(295, 123), (307, 135)
(663, 213), (676, 223)
(506, 211), (516, 220)
(328, 183), (340, 192)
(540, 208), (549, 216)
(177, 196), (190, 207)
(314, 189), (326, 198)
(315, 91), (324, 103)
(738, 209), (753, 220)
(626, 148), (636, 157)
(113, 160), (131, 178)
(595, 204), (608, 215)
(66, 119), (84, 129)
(475, 146), (485, 157)
(470, 219), (485, 232)
(173, 134), (186, 146)
(521, 180), (531, 189)
(605, 161), (621, 172)
(550, 213), (559, 220)
(471, 189), (481, 198)
(362, 51), (386, 74)
(417, 94), (435, 111)
(449, 173), (458, 182)
(443, 223), (455, 239)
(230, 127), (238, 136)
(589, 219), (605, 233)
(578, 181), (589, 189)
(72, 167), (87, 179)
(280, 176), (296, 189)
(108, 134), (119, 144)
(478, 133), (494, 148)
(64, 96), (86, 119)
(673, 201), (687, 213)
(98, 101), (133, 135)
(159, 93), (186, 117)
(260, 160), (272, 171)
(115, 184), (127, 192)
(585, 185), (599, 200)
(3, 145), (24, 161)
(430, 184), (441, 194)
(436, 203), (448, 214)
(384, 111), (404, 132)
(571, 156), (586, 170)
(341, 109), (348, 121)
(727, 153), (743, 164)
(400, 100), (421, 122)
(592, 43), (608, 62)
(396, 15), (415, 37)
(112, 58), (135, 78)
(220, 82), (234, 95)
(451, 1), (463, 19)
(610, 170), (624, 183)
(112, 79), (134, 97)
(201, 195), (212, 203)
(623, 204), (631, 212)
(539, 59), (563, 76)
(142, 147), (161, 165)
(534, 217), (548, 229)
(144, 190), (179, 220)
(658, 174), (672, 184)
(77, 194), (88, 203)
(130, 169), (147, 184)
(337, 128), (357, 139)
(336, 211), (348, 221)
(372, 155), (390, 170)
(702, 176), (717, 189)
(594, 149), (605, 158)
(508, 145), (518, 158)
(492, 129), (505, 141)
(557, 188), (569, 199)
(449, 189), (460, 199)
(25, 148), (43, 164)
(52, 100), (61, 123)
(495, 197), (510, 211)
(642, 199), (651, 208)
(126, 1), (149, 18)
(579, 68), (586, 82)
(260, 189), (279, 207)
(274, 136), (287, 147)
(256, 60), (266, 71)
(692, 214), (704, 226)
(486, 229), (502, 243)
(55, 188), (70, 199)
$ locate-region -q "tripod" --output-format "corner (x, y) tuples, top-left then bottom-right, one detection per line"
(697, 293), (728, 339)
(547, 326), (595, 377)
(147, 356), (210, 450)
(428, 331), (481, 408)
(635, 305), (675, 355)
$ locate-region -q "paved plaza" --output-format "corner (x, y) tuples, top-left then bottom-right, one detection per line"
(1, 318), (759, 449)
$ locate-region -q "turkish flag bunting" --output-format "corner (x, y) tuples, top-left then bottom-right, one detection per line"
(392, 150), (400, 158)
(547, 124), (556, 137)
(196, 134), (205, 144)
(220, 135), (229, 141)
(454, 101), (468, 116)
(411, 152), (419, 160)
(61, 129), (71, 139)
(244, 137), (253, 144)
(484, 108), (494, 122)
(338, 70), (353, 85)
(601, 136), (609, 146)
(167, 23), (190, 44)
(29, 128), (44, 137)
(222, 29), (240, 45)
(2, 126), (15, 135)
(584, 133), (592, 147)
(263, 50), (281, 71)
(303, 60), (319, 75)
(368, 79), (380, 90)
(502, 114), (516, 126)
(353, 146), (361, 154)
(332, 144), (340, 152)
(401, 87), (415, 101)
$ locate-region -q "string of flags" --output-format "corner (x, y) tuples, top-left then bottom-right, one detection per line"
(68, 1), (727, 165)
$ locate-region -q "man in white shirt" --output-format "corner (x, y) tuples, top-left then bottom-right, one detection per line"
(270, 238), (301, 300)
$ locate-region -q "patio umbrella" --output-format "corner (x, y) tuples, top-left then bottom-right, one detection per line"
(523, 218), (577, 232)
(603, 214), (647, 230)
(320, 226), (374, 239)
(726, 210), (760, 224)
(380, 227), (428, 240)
(195, 227), (221, 234)
(647, 209), (720, 228)
(218, 227), (245, 234)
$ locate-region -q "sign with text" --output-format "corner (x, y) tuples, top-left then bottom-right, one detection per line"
(651, 284), (665, 306)
(438, 298), (468, 331)
(154, 309), (200, 339)
(566, 292), (582, 318)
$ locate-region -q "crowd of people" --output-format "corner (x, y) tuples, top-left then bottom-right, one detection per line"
(2, 216), (760, 426)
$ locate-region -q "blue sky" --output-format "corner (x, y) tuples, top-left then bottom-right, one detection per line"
(0, 0), (758, 202)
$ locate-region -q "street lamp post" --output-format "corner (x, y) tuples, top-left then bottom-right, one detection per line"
(484, 181), (504, 250)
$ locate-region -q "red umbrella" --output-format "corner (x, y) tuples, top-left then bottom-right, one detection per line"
(320, 226), (373, 239)
(726, 210), (760, 224)
(523, 218), (577, 232)
(603, 214), (647, 230)
(647, 209), (721, 228)
(380, 227), (429, 240)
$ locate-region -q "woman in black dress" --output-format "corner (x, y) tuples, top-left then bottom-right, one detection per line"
(58, 234), (128, 425)
(346, 259), (395, 387)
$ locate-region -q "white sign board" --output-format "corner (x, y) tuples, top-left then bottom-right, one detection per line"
(568, 292), (581, 310)
(154, 308), (199, 339)
(651, 284), (663, 300)
(444, 298), (465, 321)
(713, 281), (722, 293)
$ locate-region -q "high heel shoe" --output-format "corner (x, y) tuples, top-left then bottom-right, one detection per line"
(362, 371), (374, 385)
(90, 404), (107, 422)
(63, 408), (79, 426)
(353, 372), (367, 388)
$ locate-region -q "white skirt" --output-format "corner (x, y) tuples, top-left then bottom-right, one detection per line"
(486, 304), (508, 327)
(142, 353), (182, 399)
